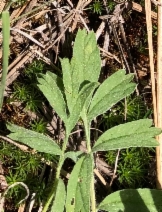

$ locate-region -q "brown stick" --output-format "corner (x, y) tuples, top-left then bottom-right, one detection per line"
(145, 2), (157, 124)
(156, 0), (162, 188)
(129, 1), (157, 19)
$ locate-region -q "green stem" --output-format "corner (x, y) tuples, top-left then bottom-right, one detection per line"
(83, 117), (96, 212)
(0, 12), (10, 112)
(84, 118), (91, 153)
(42, 132), (69, 212)
(91, 175), (97, 212)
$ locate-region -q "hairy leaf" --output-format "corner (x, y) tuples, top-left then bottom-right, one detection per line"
(50, 179), (66, 212)
(7, 124), (61, 155)
(37, 71), (67, 123)
(64, 151), (84, 163)
(88, 70), (136, 121)
(72, 29), (101, 83)
(66, 154), (93, 212)
(61, 29), (101, 112)
(92, 119), (160, 152)
(66, 82), (98, 133)
(61, 58), (73, 112)
(98, 189), (162, 212)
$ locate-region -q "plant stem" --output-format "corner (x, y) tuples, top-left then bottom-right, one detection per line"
(0, 12), (10, 112)
(91, 176), (97, 212)
(83, 117), (96, 212)
(42, 132), (69, 212)
(83, 117), (91, 153)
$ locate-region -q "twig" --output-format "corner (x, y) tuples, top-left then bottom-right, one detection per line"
(56, 5), (65, 45)
(67, 0), (73, 8)
(145, 1), (157, 126)
(26, 193), (36, 212)
(10, 28), (44, 48)
(119, 22), (138, 83)
(96, 21), (106, 40)
(124, 97), (127, 121)
(3, 182), (30, 204)
(94, 169), (111, 192)
(110, 149), (120, 186)
(126, 1), (157, 19)
(111, 23), (130, 71)
(5, 50), (36, 96)
(151, 0), (162, 6)
(45, 16), (73, 52)
(79, 14), (89, 31)
(154, 0), (162, 188)
(0, 135), (29, 152)
(99, 47), (121, 63)
(26, 164), (47, 212)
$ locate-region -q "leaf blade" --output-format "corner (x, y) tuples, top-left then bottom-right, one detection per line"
(37, 71), (67, 123)
(98, 189), (162, 212)
(7, 124), (61, 155)
(92, 119), (160, 152)
(66, 82), (98, 133)
(73, 29), (101, 83)
(64, 151), (84, 163)
(50, 179), (66, 212)
(66, 154), (93, 212)
(61, 58), (73, 112)
(88, 70), (136, 121)
(62, 29), (101, 112)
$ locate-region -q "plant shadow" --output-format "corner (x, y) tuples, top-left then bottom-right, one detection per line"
(119, 188), (162, 212)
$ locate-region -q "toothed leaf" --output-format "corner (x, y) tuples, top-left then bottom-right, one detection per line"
(7, 124), (61, 155)
(66, 82), (98, 133)
(88, 70), (136, 121)
(38, 72), (67, 123)
(61, 29), (101, 112)
(92, 119), (160, 152)
(66, 154), (93, 212)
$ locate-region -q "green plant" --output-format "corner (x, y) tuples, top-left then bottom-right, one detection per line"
(0, 11), (10, 111)
(11, 0), (27, 8)
(25, 90), (42, 111)
(104, 96), (153, 188)
(89, 0), (104, 15)
(0, 140), (45, 207)
(13, 83), (30, 102)
(11, 60), (47, 112)
(6, 30), (161, 212)
(30, 119), (47, 134)
(24, 60), (45, 80)
(115, 148), (152, 188)
(5, 171), (27, 204)
(13, 82), (43, 111)
(100, 95), (151, 130)
(107, 0), (116, 12)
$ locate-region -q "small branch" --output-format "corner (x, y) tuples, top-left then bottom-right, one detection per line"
(3, 182), (30, 204)
(0, 135), (29, 152)
(110, 149), (120, 186)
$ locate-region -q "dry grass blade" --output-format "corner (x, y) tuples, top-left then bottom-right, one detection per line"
(145, 1), (157, 124)
(127, 1), (157, 19)
(5, 49), (36, 96)
(0, 0), (6, 28)
(0, 135), (29, 152)
(3, 182), (30, 204)
(155, 0), (162, 189)
(10, 28), (45, 48)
